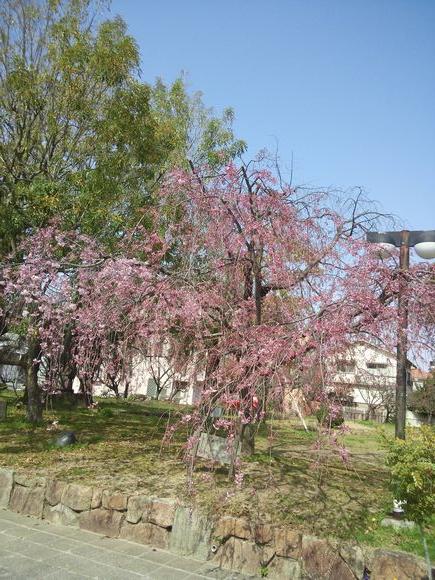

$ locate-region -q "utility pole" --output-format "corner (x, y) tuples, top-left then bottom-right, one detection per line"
(366, 229), (435, 439)
(395, 231), (409, 439)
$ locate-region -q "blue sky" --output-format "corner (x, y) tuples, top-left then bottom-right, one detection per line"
(111, 0), (435, 232)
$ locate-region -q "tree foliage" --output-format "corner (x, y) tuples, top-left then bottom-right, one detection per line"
(408, 375), (435, 420)
(384, 426), (435, 526)
(2, 160), (434, 440)
(0, 0), (245, 257)
(150, 77), (246, 171)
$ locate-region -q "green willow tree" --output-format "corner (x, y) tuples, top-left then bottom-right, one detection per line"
(151, 77), (246, 171)
(0, 0), (245, 257)
(0, 0), (157, 254)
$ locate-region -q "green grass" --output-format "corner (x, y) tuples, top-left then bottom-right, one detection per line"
(0, 390), (433, 560)
(353, 513), (435, 561)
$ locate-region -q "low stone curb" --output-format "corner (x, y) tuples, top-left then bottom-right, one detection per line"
(0, 467), (428, 579)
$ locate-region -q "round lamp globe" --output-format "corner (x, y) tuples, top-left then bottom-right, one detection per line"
(414, 242), (435, 260)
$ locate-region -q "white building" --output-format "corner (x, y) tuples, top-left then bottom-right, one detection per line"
(330, 341), (426, 423)
(92, 352), (205, 405)
(96, 341), (427, 423)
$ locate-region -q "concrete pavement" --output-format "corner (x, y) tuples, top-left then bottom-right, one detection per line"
(0, 509), (252, 580)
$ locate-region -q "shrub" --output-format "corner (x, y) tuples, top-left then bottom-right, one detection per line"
(127, 394), (148, 402)
(384, 426), (435, 525)
(408, 377), (435, 420)
(315, 404), (344, 428)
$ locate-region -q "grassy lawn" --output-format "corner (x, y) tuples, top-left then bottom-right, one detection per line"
(0, 391), (433, 560)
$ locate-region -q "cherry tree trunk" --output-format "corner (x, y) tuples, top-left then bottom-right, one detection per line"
(60, 325), (76, 393)
(240, 423), (255, 455)
(79, 377), (94, 406)
(229, 421), (256, 479)
(26, 337), (42, 423)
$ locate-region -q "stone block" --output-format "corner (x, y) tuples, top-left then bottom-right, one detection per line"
(274, 527), (301, 558)
(215, 537), (263, 577)
(213, 516), (264, 543)
(9, 485), (45, 517)
(262, 545), (276, 566)
(169, 506), (213, 561)
(9, 484), (27, 513)
(43, 502), (79, 527)
(339, 544), (366, 579)
(267, 556), (302, 580)
(79, 508), (124, 537)
(148, 498), (176, 528)
(301, 536), (346, 579)
(253, 523), (273, 545)
(61, 483), (93, 512)
(14, 473), (46, 488)
(381, 517), (415, 530)
(102, 491), (128, 511)
(126, 495), (152, 524)
(13, 473), (29, 487)
(91, 487), (102, 509)
(214, 516), (236, 540)
(233, 518), (252, 540)
(370, 549), (427, 580)
(120, 521), (170, 550)
(0, 468), (14, 508)
(328, 555), (358, 580)
(196, 432), (240, 465)
(45, 479), (66, 506)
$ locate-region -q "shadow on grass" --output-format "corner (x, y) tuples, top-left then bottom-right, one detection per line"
(0, 399), (432, 558)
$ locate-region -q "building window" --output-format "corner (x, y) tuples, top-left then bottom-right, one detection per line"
(172, 380), (188, 403)
(366, 362), (387, 370)
(337, 360), (355, 373)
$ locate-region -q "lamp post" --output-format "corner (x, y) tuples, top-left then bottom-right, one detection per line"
(366, 230), (435, 439)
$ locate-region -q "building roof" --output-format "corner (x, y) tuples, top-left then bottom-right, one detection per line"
(410, 368), (429, 381)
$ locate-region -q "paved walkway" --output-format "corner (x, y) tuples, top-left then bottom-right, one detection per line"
(0, 510), (251, 580)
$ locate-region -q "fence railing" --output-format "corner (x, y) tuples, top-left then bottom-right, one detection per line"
(342, 407), (387, 423)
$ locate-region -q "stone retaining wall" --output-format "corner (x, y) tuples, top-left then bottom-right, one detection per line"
(0, 468), (428, 579)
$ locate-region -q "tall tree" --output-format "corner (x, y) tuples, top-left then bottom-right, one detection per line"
(5, 162), (432, 445)
(150, 77), (246, 171)
(0, 0), (143, 252)
(0, 0), (246, 257)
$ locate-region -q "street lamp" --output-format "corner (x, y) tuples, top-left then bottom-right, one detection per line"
(366, 230), (435, 439)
